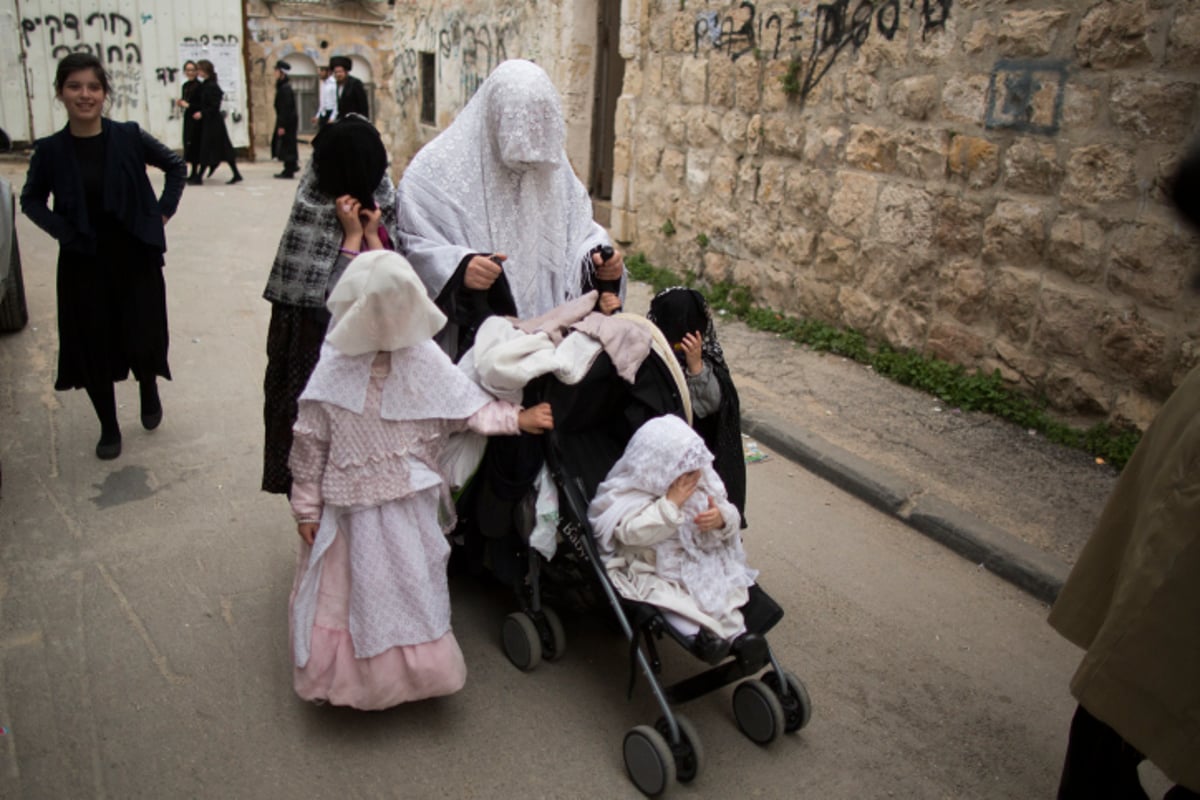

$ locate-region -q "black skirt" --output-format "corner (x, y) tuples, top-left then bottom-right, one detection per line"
(261, 302), (330, 494)
(54, 227), (170, 391)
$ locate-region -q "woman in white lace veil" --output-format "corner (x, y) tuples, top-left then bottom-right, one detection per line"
(395, 59), (625, 355)
(588, 415), (757, 643)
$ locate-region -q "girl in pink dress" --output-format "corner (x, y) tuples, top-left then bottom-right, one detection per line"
(287, 250), (553, 709)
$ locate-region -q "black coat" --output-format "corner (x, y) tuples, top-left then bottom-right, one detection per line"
(20, 119), (185, 255)
(336, 75), (370, 119)
(180, 78), (202, 162)
(195, 79), (236, 167)
(272, 77), (299, 164)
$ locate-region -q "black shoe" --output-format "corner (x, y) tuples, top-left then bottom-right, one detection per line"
(140, 381), (162, 430)
(206, 166), (216, 178)
(273, 171), (295, 179)
(96, 430), (122, 460)
(226, 174), (243, 184)
(186, 175), (203, 186)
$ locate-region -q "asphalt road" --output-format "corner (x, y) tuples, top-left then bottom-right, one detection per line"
(0, 156), (1166, 799)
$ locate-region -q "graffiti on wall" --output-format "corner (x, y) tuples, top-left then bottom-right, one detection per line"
(985, 59), (1067, 136)
(21, 10), (143, 63)
(392, 48), (420, 117)
(693, 0), (951, 103)
(437, 18), (519, 104)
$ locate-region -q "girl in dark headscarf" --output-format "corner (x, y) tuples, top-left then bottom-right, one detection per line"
(260, 115), (397, 495)
(647, 288), (747, 527)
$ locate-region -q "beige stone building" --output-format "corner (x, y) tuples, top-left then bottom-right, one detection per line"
(260, 1), (1200, 430)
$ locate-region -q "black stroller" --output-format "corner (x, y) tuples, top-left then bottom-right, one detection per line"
(456, 315), (813, 797)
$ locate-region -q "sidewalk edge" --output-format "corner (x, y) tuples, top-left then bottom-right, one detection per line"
(742, 409), (1068, 604)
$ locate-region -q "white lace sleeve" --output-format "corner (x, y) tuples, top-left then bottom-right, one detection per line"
(615, 496), (684, 548)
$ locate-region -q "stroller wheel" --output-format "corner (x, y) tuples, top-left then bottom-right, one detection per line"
(655, 713), (704, 783)
(762, 669), (813, 733)
(732, 678), (785, 745)
(501, 612), (542, 671)
(623, 724), (676, 797)
(540, 606), (566, 661)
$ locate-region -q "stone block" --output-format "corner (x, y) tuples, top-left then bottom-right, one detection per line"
(747, 114), (763, 156)
(927, 322), (987, 361)
(888, 76), (940, 121)
(762, 114), (805, 158)
(1166, 8), (1200, 68)
(881, 305), (929, 351)
(738, 161), (760, 202)
(814, 231), (859, 283)
(1112, 390), (1161, 432)
(1110, 78), (1198, 142)
(785, 165), (832, 216)
(827, 172), (879, 239)
(758, 160), (788, 206)
(994, 338), (1049, 386)
(664, 104), (687, 146)
(735, 57), (761, 113)
(731, 258), (759, 291)
(941, 75), (990, 125)
(709, 57), (734, 108)
(702, 251), (732, 283)
(1061, 145), (1137, 206)
(1061, 81), (1103, 129)
(612, 174), (629, 210)
(876, 184), (935, 248)
(838, 287), (882, 331)
(935, 260), (989, 324)
(685, 150), (711, 194)
(997, 10), (1070, 58)
(913, 15), (958, 66)
(661, 148), (686, 185)
(777, 224), (817, 263)
(720, 109), (750, 147)
(761, 264), (797, 312)
(948, 135), (1000, 189)
(1107, 220), (1194, 310)
(1076, 0), (1152, 68)
(991, 267), (1043, 343)
(844, 70), (881, 113)
(1033, 284), (1104, 359)
(709, 155), (738, 199)
(797, 277), (841, 323)
(1043, 369), (1112, 415)
(896, 130), (949, 182)
(680, 58), (708, 105)
(762, 60), (789, 112)
(983, 200), (1046, 266)
(845, 124), (897, 173)
(1097, 308), (1170, 389)
(1004, 138), (1064, 196)
(660, 55), (683, 97)
(962, 20), (994, 54)
(934, 194), (985, 257)
(684, 106), (720, 149)
(612, 139), (632, 175)
(636, 143), (662, 179)
(804, 126), (845, 167)
(671, 13), (697, 52)
(744, 217), (779, 257)
(1048, 213), (1105, 283)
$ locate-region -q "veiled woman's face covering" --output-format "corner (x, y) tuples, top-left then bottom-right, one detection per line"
(484, 61), (565, 173)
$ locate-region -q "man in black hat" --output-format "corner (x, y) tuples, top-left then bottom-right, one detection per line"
(272, 61), (299, 179)
(330, 55), (370, 120)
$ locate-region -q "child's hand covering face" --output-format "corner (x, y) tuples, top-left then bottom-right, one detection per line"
(666, 469), (701, 507)
(679, 332), (704, 376)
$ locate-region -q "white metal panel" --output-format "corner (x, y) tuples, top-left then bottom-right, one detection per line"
(0, 1), (32, 143)
(12, 0), (247, 148)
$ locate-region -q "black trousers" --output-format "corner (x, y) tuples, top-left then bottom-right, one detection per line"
(1058, 705), (1199, 799)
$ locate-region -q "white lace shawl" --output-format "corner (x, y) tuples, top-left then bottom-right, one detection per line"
(394, 59), (608, 318)
(300, 341), (493, 421)
(588, 416), (757, 621)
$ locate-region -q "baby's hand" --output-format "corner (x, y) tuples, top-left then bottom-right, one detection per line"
(680, 332), (704, 376)
(598, 292), (621, 315)
(297, 522), (318, 545)
(693, 496), (725, 532)
(666, 470), (701, 507)
(519, 402), (554, 434)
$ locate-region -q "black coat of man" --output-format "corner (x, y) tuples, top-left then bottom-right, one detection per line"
(271, 63), (299, 178)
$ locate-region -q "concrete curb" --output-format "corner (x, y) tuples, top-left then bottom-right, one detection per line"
(742, 408), (1069, 604)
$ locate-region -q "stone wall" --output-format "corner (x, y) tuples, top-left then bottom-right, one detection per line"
(244, 1), (398, 156)
(615, 0), (1200, 429)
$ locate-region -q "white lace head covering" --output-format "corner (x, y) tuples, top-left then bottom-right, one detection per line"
(326, 251), (448, 356)
(588, 415), (756, 624)
(394, 59), (608, 318)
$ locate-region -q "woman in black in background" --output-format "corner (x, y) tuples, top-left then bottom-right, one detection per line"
(192, 59), (242, 184)
(20, 53), (186, 459)
(176, 60), (203, 184)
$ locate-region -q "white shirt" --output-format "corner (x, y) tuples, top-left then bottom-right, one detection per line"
(318, 75), (338, 121)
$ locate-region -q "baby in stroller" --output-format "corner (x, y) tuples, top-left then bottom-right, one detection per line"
(588, 414), (757, 658)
